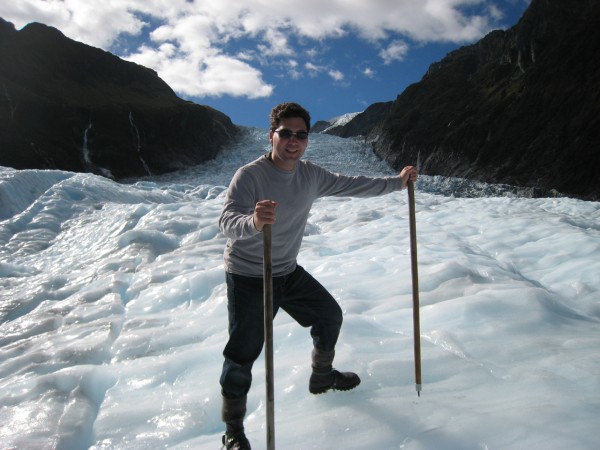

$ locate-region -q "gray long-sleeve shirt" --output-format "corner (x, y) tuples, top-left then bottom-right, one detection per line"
(219, 154), (404, 277)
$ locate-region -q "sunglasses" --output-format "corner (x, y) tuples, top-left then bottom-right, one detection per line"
(274, 129), (309, 140)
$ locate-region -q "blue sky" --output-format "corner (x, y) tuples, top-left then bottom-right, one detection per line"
(2, 0), (531, 128)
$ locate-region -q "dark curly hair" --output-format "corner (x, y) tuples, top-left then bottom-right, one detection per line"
(269, 102), (311, 132)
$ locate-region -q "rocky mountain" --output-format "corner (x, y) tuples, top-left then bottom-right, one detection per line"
(0, 18), (239, 178)
(324, 0), (600, 200)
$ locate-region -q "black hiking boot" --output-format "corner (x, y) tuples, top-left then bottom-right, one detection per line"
(309, 368), (361, 394)
(222, 431), (251, 450)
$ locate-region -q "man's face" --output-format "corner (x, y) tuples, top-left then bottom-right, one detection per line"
(269, 117), (309, 171)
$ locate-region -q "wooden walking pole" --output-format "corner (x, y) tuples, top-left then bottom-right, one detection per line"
(263, 224), (275, 449)
(407, 180), (422, 397)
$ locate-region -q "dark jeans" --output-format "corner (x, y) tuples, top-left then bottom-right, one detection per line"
(220, 265), (343, 399)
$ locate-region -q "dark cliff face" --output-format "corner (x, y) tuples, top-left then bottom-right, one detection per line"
(0, 18), (239, 178)
(327, 0), (600, 200)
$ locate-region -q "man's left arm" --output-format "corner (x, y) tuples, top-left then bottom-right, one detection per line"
(313, 163), (418, 198)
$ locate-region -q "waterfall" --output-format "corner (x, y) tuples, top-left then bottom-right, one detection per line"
(82, 122), (93, 168)
(128, 112), (152, 176)
(80, 121), (114, 179)
(2, 83), (17, 120)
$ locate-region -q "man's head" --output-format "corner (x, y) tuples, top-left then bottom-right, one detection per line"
(268, 102), (311, 171)
(269, 102), (311, 132)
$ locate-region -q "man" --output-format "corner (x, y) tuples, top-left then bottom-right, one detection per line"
(218, 102), (418, 449)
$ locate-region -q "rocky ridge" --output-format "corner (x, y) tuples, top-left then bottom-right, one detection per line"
(322, 0), (600, 200)
(0, 18), (239, 178)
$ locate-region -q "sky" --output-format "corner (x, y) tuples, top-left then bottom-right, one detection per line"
(1, 0), (532, 127)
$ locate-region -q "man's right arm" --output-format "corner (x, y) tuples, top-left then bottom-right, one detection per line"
(218, 170), (261, 240)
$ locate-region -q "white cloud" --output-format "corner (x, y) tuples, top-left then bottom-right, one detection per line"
(1, 0), (512, 99)
(328, 69), (345, 82)
(305, 62), (322, 73)
(0, 0), (145, 48)
(363, 67), (376, 78)
(287, 60), (302, 80)
(488, 4), (504, 21)
(300, 62), (346, 83)
(380, 40), (409, 64)
(127, 46), (274, 98)
(258, 28), (294, 56)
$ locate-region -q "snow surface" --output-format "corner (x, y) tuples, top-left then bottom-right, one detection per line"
(1, 129), (599, 449)
(317, 112), (362, 133)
